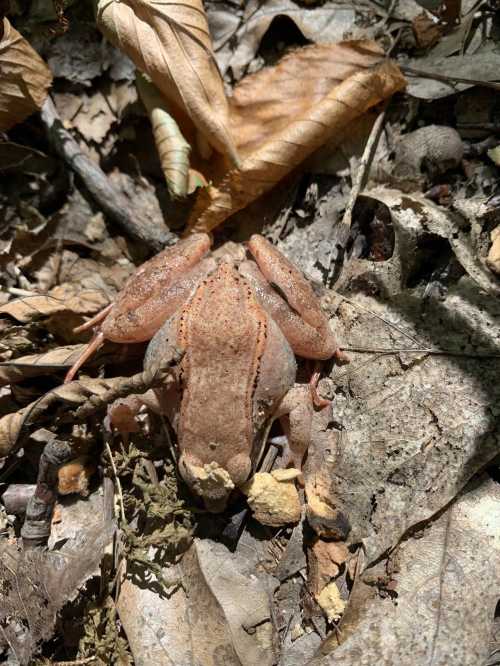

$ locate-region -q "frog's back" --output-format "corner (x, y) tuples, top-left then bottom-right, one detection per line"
(177, 263), (265, 474)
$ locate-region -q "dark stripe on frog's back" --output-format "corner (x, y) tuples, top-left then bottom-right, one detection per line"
(177, 263), (267, 466)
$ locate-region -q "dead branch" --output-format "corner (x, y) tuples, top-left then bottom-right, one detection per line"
(40, 96), (175, 252)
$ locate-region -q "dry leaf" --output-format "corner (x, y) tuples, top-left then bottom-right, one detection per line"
(188, 43), (406, 232)
(136, 73), (191, 198)
(0, 17), (53, 131)
(406, 42), (500, 99)
(96, 0), (238, 164)
(118, 539), (274, 666)
(311, 477), (500, 665)
(0, 286), (109, 324)
(0, 489), (114, 664)
(0, 376), (121, 457)
(0, 345), (88, 387)
(365, 188), (500, 295)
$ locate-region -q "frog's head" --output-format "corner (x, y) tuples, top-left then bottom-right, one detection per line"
(179, 453), (251, 512)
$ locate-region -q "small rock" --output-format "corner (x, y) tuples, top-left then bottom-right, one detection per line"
(393, 125), (463, 185)
(290, 623), (305, 642)
(242, 470), (302, 527)
(316, 581), (346, 622)
(84, 212), (106, 242)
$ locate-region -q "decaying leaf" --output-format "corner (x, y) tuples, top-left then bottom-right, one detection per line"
(96, 0), (239, 164)
(0, 17), (53, 131)
(365, 188), (500, 295)
(311, 477), (500, 665)
(118, 539), (274, 666)
(311, 280), (500, 566)
(0, 489), (114, 665)
(188, 43), (406, 232)
(0, 345), (88, 387)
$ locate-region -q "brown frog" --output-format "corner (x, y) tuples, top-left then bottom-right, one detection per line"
(67, 234), (342, 511)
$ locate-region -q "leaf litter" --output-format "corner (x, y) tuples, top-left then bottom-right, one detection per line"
(0, 0), (499, 664)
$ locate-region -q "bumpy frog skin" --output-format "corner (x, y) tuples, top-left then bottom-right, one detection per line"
(67, 234), (341, 511)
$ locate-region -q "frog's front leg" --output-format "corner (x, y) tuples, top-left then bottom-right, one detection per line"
(65, 233), (212, 382)
(274, 385), (314, 472)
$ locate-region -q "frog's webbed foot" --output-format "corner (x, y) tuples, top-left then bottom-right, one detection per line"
(310, 362), (331, 409)
(276, 385), (314, 476)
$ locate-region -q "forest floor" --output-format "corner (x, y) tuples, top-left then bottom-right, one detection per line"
(0, 1), (500, 664)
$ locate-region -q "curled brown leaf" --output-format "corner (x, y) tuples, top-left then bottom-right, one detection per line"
(136, 73), (191, 198)
(97, 0), (239, 164)
(0, 17), (52, 131)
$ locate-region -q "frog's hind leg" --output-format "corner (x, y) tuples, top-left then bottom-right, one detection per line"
(276, 385), (313, 473)
(65, 331), (105, 383)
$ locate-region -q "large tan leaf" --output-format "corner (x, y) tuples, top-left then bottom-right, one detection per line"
(118, 539), (273, 665)
(96, 0), (238, 164)
(0, 18), (52, 131)
(187, 42), (406, 233)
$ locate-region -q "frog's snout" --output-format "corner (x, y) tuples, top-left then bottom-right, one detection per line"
(179, 455), (236, 512)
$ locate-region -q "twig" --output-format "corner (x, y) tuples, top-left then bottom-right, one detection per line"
(401, 66), (500, 93)
(52, 658), (97, 665)
(339, 108), (387, 241)
(328, 107), (387, 281)
(69, 349), (182, 423)
(341, 346), (500, 358)
(40, 97), (174, 252)
(105, 441), (126, 524)
(338, 294), (423, 347)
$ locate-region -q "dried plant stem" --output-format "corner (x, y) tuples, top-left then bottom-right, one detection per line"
(52, 658), (97, 665)
(335, 107), (387, 247)
(70, 349), (183, 423)
(401, 66), (500, 93)
(339, 294), (423, 347)
(40, 97), (173, 252)
(105, 441), (126, 524)
(341, 346), (500, 358)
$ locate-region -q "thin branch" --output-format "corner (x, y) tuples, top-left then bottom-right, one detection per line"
(341, 346), (500, 358)
(40, 97), (174, 252)
(401, 66), (500, 93)
(105, 441), (126, 524)
(334, 107), (388, 248)
(338, 294), (423, 347)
